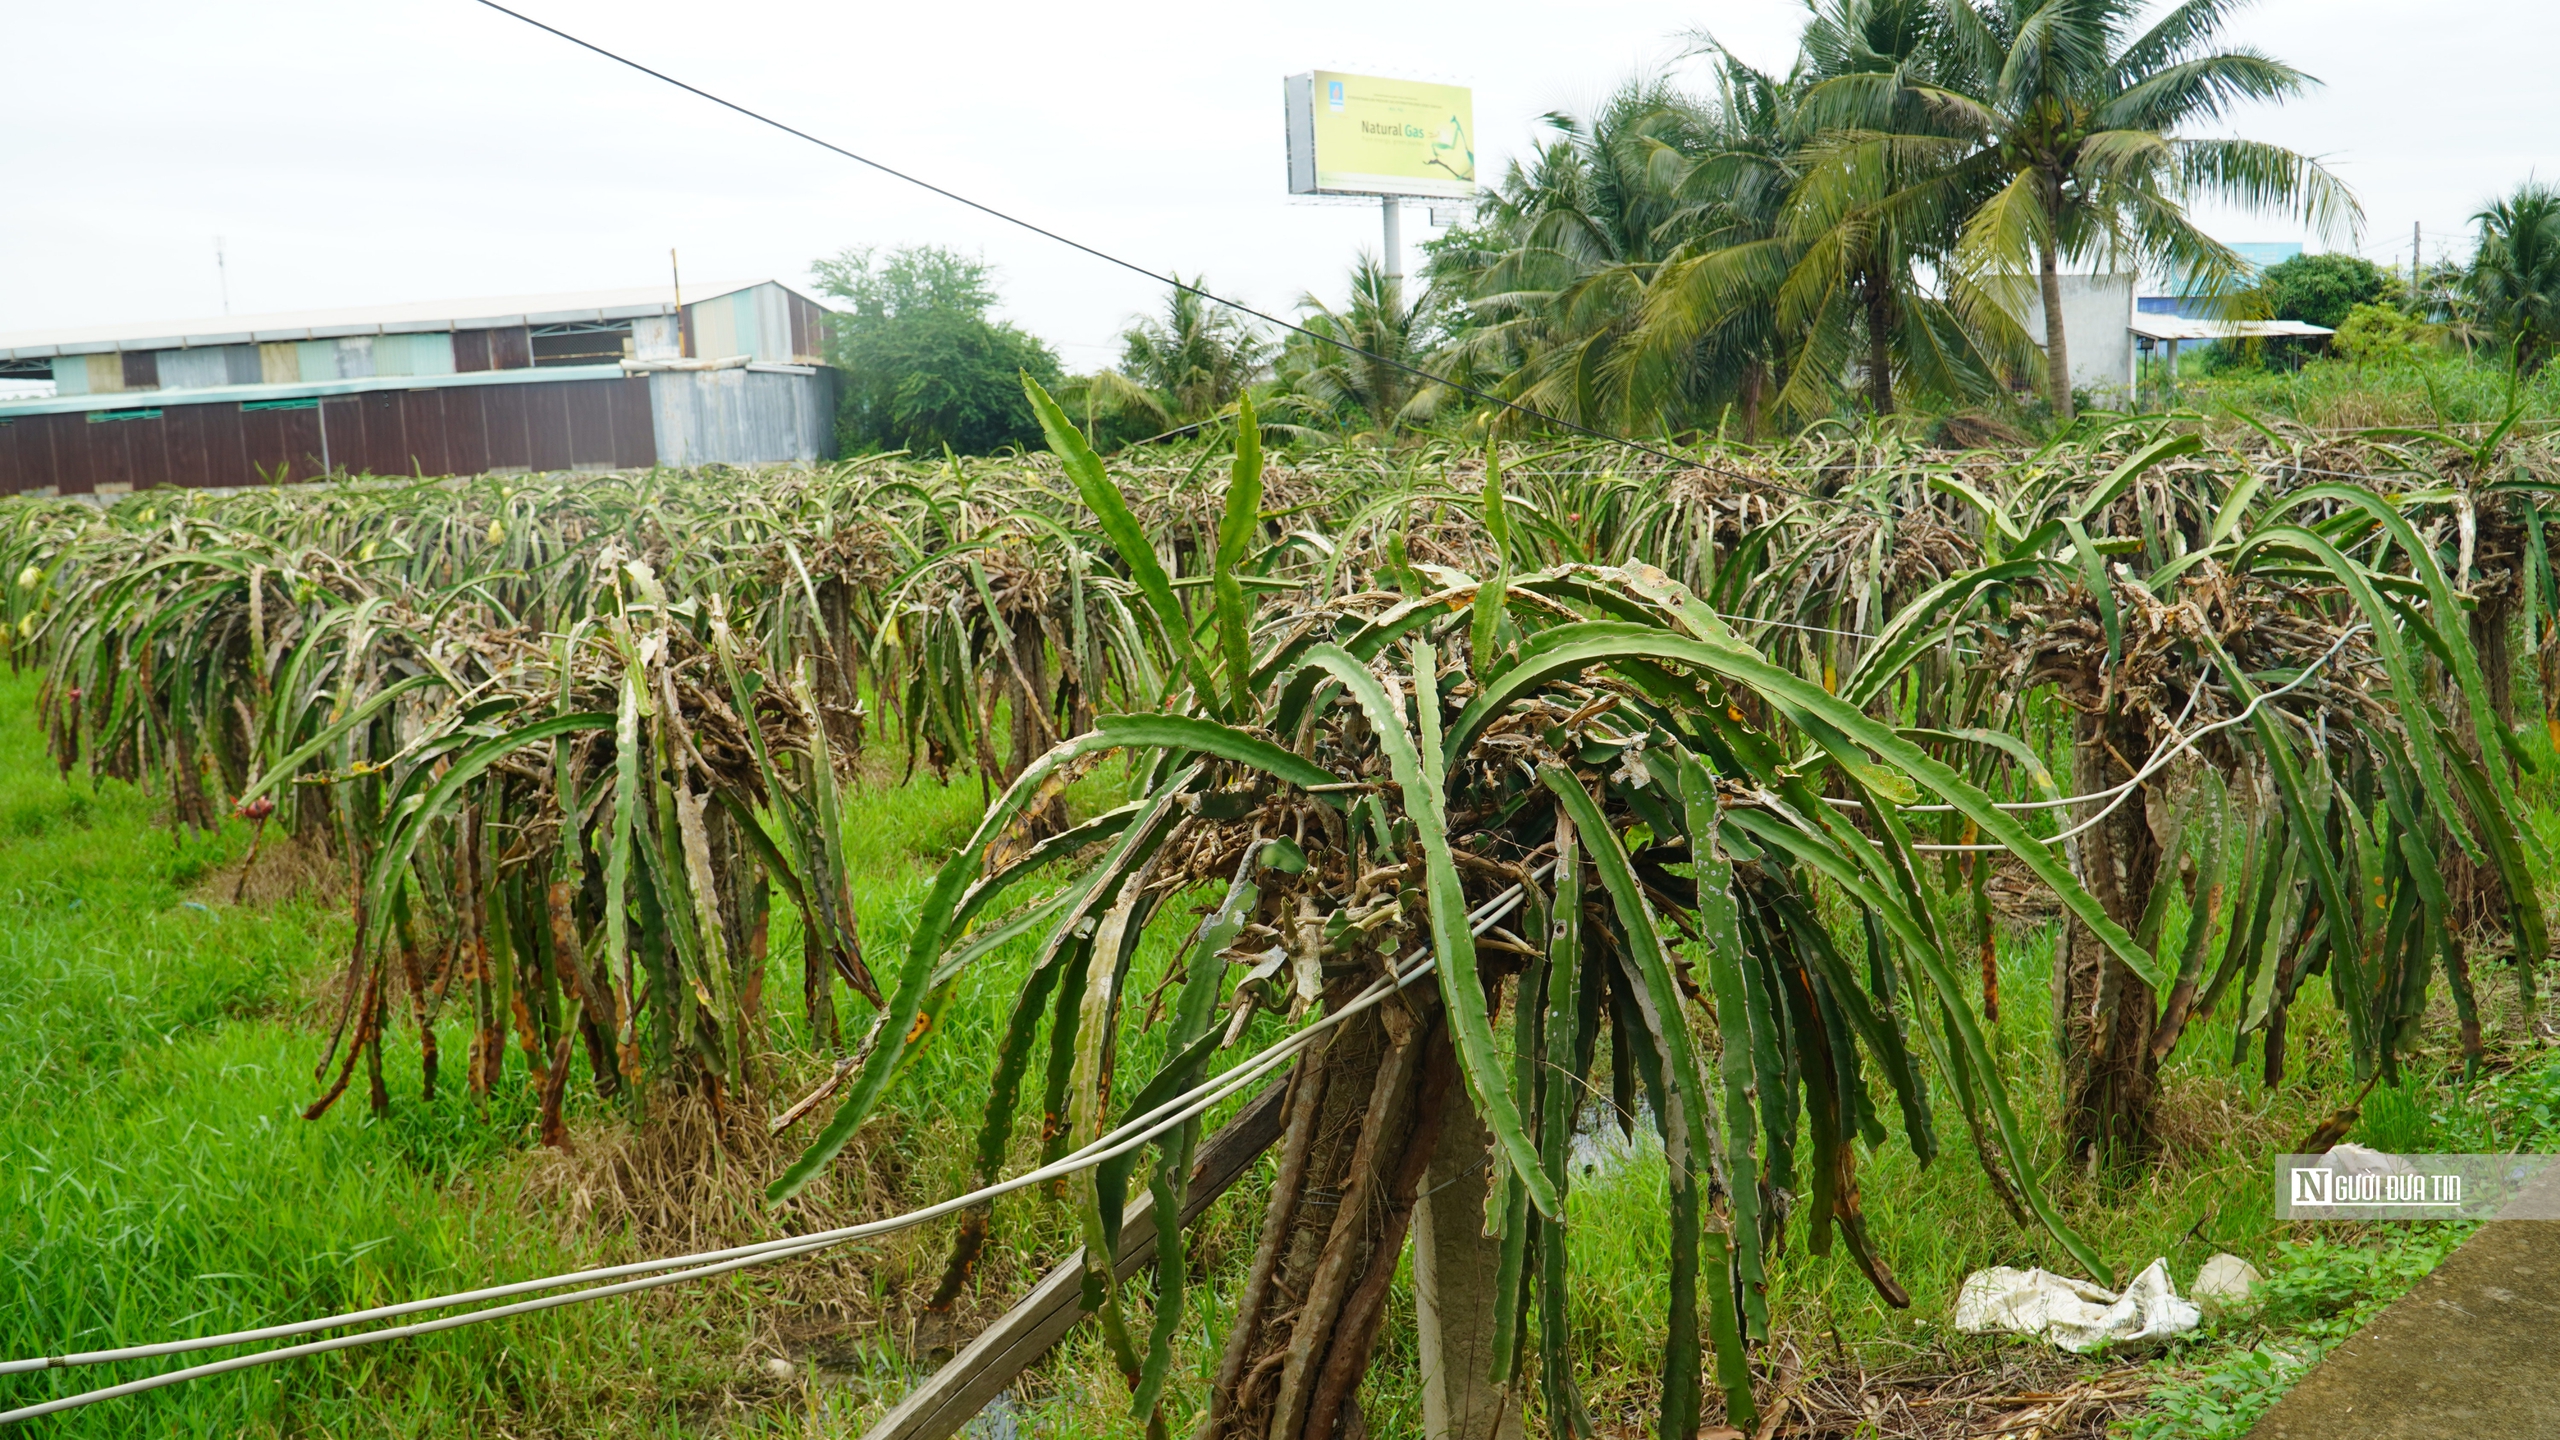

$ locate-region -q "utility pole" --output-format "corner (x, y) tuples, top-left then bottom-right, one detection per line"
(2413, 221), (2423, 304)
(670, 247), (687, 358)
(216, 236), (231, 315)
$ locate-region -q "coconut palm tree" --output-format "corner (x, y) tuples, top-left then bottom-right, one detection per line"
(1277, 258), (1444, 437)
(1606, 55), (1809, 435)
(1811, 0), (2361, 420)
(1624, 2), (2033, 429)
(1427, 83), (1724, 433)
(1117, 277), (1271, 424)
(2464, 181), (2560, 377)
(1742, 0), (2036, 419)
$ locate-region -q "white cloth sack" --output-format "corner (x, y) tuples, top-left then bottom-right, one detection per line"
(1952, 1256), (2200, 1352)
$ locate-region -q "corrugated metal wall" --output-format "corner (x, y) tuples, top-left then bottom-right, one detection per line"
(688, 294), (742, 362)
(679, 283), (829, 365)
(156, 345), (264, 390)
(786, 289), (829, 363)
(631, 315), (679, 360)
(49, 355), (126, 396)
(452, 327), (533, 373)
(374, 333), (458, 378)
(647, 367), (833, 466)
(0, 375), (656, 495)
(66, 336), (461, 394)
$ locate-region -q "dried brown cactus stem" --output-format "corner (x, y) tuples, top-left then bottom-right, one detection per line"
(1261, 996), (1435, 1440)
(2057, 700), (2163, 1167)
(1202, 1042), (1336, 1435)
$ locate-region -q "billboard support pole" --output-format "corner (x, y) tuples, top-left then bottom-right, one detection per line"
(1381, 196), (1402, 300)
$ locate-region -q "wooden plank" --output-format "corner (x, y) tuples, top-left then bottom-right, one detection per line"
(864, 1078), (1292, 1440)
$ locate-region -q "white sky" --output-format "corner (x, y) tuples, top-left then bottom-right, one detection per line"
(8, 0), (2556, 368)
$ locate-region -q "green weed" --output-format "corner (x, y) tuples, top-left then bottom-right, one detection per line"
(2115, 1226), (2474, 1440)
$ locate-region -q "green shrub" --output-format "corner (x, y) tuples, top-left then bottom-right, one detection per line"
(813, 244), (1065, 456)
(2332, 303), (2443, 366)
(2259, 252), (2396, 330)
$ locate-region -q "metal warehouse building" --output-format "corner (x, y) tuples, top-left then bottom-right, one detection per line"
(0, 279), (838, 495)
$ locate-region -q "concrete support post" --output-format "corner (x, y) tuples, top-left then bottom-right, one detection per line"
(1382, 196), (1403, 297)
(1410, 1084), (1523, 1440)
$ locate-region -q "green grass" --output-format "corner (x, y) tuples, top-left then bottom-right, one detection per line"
(0, 665), (768, 1436)
(4, 658), (2552, 1437)
(0, 671), (1261, 1437)
(2133, 349), (2560, 432)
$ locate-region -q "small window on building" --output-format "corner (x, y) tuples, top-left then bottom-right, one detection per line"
(529, 321), (634, 367)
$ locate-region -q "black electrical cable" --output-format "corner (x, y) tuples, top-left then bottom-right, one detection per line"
(465, 0), (1842, 506)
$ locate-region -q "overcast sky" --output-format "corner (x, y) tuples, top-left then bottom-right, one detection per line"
(9, 0), (2556, 367)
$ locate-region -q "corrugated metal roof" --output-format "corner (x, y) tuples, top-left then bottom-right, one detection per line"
(0, 279), (835, 360)
(2130, 315), (2334, 341)
(0, 362), (629, 419)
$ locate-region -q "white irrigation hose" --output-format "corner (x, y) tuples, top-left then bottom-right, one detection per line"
(1823, 625), (2359, 827)
(0, 868), (1546, 1425)
(6, 870), (1532, 1382)
(1903, 625), (2367, 854)
(1899, 664), (2211, 815)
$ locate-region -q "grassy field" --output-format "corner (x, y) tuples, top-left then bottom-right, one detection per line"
(0, 666), (1271, 1438)
(4, 660), (2555, 1438)
(2152, 350), (2560, 433)
(0, 659), (755, 1438)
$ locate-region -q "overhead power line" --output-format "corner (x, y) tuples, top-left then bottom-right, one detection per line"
(462, 0), (1834, 504)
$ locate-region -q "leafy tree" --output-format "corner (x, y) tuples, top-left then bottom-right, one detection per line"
(2258, 251), (2391, 329)
(811, 245), (1063, 455)
(1055, 370), (1173, 452)
(2464, 181), (2560, 376)
(1820, 0), (2360, 421)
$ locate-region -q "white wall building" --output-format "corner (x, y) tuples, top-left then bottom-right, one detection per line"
(2017, 273), (2137, 404)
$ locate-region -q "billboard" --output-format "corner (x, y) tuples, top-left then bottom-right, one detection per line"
(1285, 71), (1476, 200)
